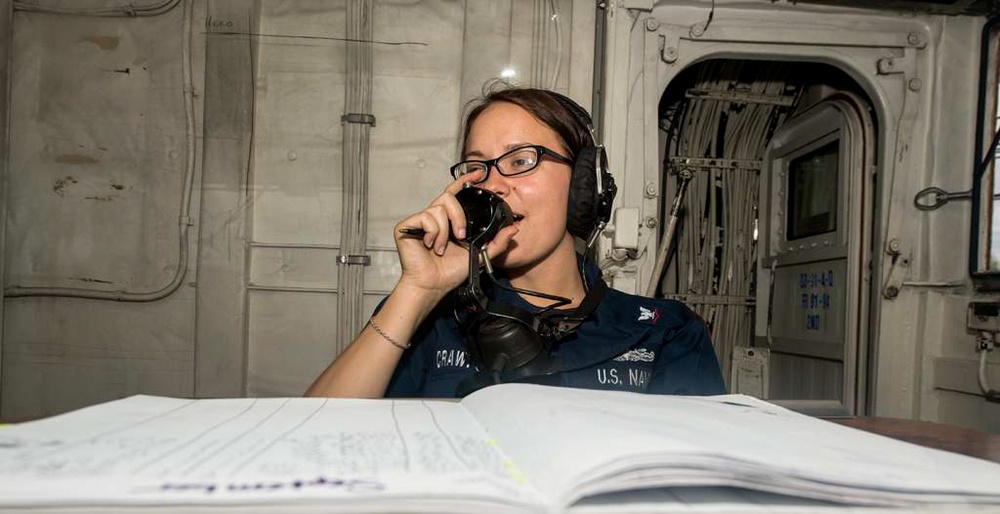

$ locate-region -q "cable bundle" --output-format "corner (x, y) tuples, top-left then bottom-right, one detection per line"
(658, 60), (798, 382)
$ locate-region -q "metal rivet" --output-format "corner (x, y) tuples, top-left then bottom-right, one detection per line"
(663, 46), (678, 63)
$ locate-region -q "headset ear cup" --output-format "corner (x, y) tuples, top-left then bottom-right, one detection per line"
(567, 146), (598, 239)
(595, 147), (616, 227)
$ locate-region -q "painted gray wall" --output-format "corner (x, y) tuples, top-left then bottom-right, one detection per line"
(195, 0), (259, 398)
(242, 0), (592, 396)
(1, 0), (593, 417)
(4, 1), (197, 419)
(2, 0), (996, 435)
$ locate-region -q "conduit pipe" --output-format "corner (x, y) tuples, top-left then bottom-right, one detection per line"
(645, 170), (691, 297)
(335, 0), (375, 353)
(978, 338), (999, 400)
(13, 0), (181, 17)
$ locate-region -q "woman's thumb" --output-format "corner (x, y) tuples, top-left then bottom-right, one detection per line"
(484, 225), (519, 261)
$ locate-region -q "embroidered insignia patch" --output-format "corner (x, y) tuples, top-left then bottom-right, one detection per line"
(638, 306), (659, 323)
(613, 348), (656, 362)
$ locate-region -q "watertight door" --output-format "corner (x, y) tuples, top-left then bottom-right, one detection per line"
(757, 94), (874, 416)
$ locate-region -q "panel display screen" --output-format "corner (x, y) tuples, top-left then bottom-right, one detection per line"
(787, 140), (839, 241)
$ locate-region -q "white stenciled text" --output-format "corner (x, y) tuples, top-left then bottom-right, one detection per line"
(435, 349), (473, 369)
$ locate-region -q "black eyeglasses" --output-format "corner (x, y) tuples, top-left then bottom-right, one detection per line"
(450, 145), (573, 184)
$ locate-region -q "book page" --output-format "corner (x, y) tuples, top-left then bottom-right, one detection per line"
(0, 395), (542, 512)
(461, 384), (1000, 507)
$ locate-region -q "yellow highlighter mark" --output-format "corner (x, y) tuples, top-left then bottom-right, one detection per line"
(485, 438), (527, 484)
(502, 459), (528, 484)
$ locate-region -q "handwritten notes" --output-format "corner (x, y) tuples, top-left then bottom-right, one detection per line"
(0, 396), (537, 509)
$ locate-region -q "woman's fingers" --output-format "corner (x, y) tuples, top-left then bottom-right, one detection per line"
(444, 169), (485, 195)
(427, 173), (483, 248)
(425, 204), (452, 255)
(398, 171), (492, 258)
(399, 202), (462, 257)
(396, 212), (439, 249)
(483, 224), (519, 261)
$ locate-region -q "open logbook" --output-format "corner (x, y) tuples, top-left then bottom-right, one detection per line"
(1, 384), (1000, 513)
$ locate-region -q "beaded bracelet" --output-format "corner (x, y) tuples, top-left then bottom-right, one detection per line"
(369, 316), (410, 350)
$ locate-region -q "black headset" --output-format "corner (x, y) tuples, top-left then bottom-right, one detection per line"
(553, 92), (617, 244)
(454, 90), (617, 396)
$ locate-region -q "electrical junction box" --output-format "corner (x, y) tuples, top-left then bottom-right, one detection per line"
(967, 302), (1000, 333)
(613, 207), (639, 250)
(731, 347), (770, 399)
(610, 273), (638, 296)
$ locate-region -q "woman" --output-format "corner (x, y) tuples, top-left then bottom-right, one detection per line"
(306, 87), (725, 398)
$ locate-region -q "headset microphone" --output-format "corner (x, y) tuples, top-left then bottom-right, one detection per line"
(454, 186), (514, 247)
(451, 188), (557, 380)
(452, 187), (606, 396)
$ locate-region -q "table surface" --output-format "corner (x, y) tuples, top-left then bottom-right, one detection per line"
(829, 416), (1000, 463)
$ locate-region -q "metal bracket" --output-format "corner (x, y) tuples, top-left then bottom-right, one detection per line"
(685, 88), (795, 106)
(881, 238), (911, 300)
(622, 0), (654, 10)
(659, 32), (680, 64)
(664, 293), (756, 306)
(876, 51), (918, 77)
(336, 255), (371, 266)
(668, 156), (763, 174)
(341, 113), (376, 126)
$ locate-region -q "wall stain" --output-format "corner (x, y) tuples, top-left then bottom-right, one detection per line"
(56, 154), (98, 165)
(81, 36), (119, 50)
(52, 176), (78, 197)
(85, 196), (114, 202)
(110, 182), (125, 191)
(71, 277), (114, 284)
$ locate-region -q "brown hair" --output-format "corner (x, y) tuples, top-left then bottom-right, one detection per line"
(460, 86), (593, 160)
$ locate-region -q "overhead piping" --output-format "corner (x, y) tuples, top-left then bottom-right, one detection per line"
(13, 0), (181, 17)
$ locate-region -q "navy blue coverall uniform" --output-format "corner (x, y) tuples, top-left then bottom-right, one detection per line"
(385, 258), (727, 398)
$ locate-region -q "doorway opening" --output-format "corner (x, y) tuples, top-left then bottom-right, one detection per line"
(654, 59), (877, 415)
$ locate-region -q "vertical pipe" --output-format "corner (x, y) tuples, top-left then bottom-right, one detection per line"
(337, 0), (374, 355)
(591, 0), (607, 140)
(0, 0), (11, 414)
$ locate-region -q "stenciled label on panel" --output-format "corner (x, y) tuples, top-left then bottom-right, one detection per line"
(770, 259), (847, 344)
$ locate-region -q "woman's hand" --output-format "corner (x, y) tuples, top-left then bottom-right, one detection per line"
(394, 172), (518, 299)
